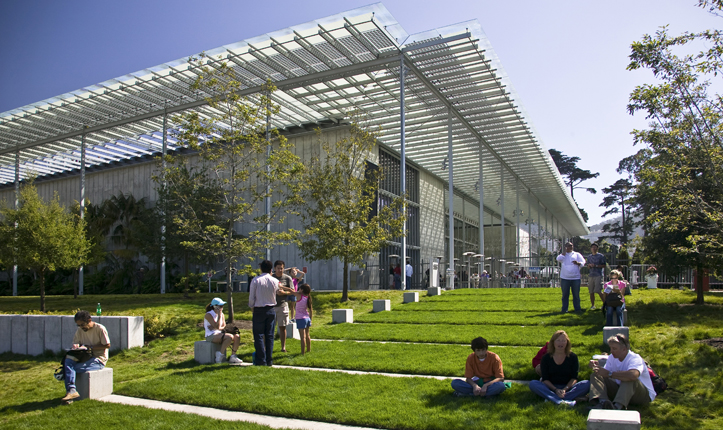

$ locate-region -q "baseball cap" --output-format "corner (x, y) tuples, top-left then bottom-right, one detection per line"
(211, 297), (226, 306)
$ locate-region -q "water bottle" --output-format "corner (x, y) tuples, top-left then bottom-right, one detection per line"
(96, 303), (101, 316)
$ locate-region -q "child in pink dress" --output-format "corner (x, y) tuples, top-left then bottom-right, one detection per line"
(290, 283), (313, 355)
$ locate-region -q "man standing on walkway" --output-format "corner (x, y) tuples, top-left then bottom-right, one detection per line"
(249, 260), (294, 366)
(587, 243), (606, 310)
(589, 334), (656, 410)
(557, 241), (585, 313)
(405, 260), (413, 290)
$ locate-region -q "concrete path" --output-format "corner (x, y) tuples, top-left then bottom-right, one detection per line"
(100, 394), (382, 430)
(225, 361), (530, 385)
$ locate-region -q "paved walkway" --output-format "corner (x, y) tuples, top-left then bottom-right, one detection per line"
(100, 394), (382, 430)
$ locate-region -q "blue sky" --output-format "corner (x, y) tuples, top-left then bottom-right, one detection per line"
(0, 0), (719, 226)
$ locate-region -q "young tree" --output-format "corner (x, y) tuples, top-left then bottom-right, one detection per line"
(599, 178), (635, 245)
(298, 120), (405, 302)
(169, 54), (302, 320)
(627, 2), (723, 304)
(0, 182), (91, 311)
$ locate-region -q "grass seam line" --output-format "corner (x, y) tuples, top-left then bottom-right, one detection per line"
(312, 339), (536, 348)
(99, 394), (383, 430)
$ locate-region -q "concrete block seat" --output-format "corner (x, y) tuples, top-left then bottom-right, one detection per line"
(332, 309), (353, 323)
(612, 309), (628, 326)
(427, 287), (441, 296)
(587, 409), (641, 430)
(403, 292), (419, 303)
(77, 367), (113, 400)
(373, 300), (391, 312)
(603, 326), (630, 346)
(194, 340), (224, 364)
(279, 322), (300, 339)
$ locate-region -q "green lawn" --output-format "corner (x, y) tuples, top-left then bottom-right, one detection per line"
(1, 288), (722, 429)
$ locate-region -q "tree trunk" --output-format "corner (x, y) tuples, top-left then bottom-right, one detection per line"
(695, 265), (705, 305)
(74, 269), (78, 299)
(226, 262), (234, 322)
(341, 259), (349, 302)
(39, 268), (46, 312)
(183, 251), (190, 299)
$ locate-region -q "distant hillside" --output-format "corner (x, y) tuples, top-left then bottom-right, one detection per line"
(583, 215), (644, 243)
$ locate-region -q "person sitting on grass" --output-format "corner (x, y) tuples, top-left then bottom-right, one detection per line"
(528, 330), (590, 407)
(588, 333), (656, 410)
(532, 342), (549, 377)
(61, 310), (110, 402)
(204, 297), (242, 364)
(289, 283), (313, 355)
(451, 337), (506, 397)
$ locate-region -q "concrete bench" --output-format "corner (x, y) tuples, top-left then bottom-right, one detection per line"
(427, 287), (441, 296)
(279, 321), (300, 339)
(403, 292), (419, 303)
(603, 326), (630, 346)
(0, 314), (143, 356)
(587, 409), (641, 430)
(612, 309), (628, 326)
(332, 309), (353, 323)
(194, 340), (224, 364)
(373, 300), (391, 312)
(77, 367), (113, 400)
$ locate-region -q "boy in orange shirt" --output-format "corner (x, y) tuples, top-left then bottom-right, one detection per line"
(451, 337), (506, 397)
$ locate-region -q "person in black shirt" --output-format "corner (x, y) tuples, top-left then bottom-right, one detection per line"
(528, 330), (590, 406)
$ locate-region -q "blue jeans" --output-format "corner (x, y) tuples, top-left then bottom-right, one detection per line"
(529, 379), (590, 404)
(63, 357), (105, 392)
(560, 278), (581, 312)
(252, 306), (276, 366)
(451, 379), (506, 397)
(394, 274), (401, 290)
(606, 304), (625, 327)
(405, 276), (411, 290)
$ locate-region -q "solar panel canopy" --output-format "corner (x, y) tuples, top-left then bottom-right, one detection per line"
(0, 3), (588, 237)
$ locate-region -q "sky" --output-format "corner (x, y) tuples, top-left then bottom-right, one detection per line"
(0, 0), (720, 227)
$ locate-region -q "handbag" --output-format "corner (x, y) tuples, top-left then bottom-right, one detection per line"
(605, 291), (623, 307)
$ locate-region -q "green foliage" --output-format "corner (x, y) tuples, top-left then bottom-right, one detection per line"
(548, 148), (599, 200)
(627, 5), (723, 304)
(298, 117), (405, 301)
(168, 53), (303, 319)
(0, 182), (91, 311)
(599, 178), (635, 245)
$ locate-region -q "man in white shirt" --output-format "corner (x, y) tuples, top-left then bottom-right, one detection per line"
(248, 260), (293, 366)
(405, 261), (413, 290)
(556, 242), (586, 313)
(588, 334), (656, 410)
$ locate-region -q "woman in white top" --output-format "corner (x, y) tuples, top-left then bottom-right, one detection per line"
(204, 297), (242, 364)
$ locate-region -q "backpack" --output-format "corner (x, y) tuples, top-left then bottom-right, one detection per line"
(645, 361), (667, 394)
(605, 291), (624, 307)
(53, 347), (94, 382)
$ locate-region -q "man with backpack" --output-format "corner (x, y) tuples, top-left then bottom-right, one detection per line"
(60, 310), (110, 403)
(588, 334), (656, 410)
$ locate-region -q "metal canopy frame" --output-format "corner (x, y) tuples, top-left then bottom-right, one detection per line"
(0, 3), (587, 237)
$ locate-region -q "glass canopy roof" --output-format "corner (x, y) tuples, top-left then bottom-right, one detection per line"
(0, 3), (588, 237)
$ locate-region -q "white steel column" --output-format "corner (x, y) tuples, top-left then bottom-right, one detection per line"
(500, 165), (505, 261)
(515, 178), (520, 262)
(13, 152), (19, 296)
(400, 54), (408, 290)
(79, 131), (86, 295)
(265, 102), (271, 261)
(528, 189), (532, 264)
(478, 147), (484, 256)
(447, 108), (455, 289)
(537, 200), (541, 264)
(161, 110), (167, 294)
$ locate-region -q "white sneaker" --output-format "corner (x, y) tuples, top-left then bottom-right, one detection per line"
(228, 354), (243, 364)
(215, 351), (224, 363)
(559, 400), (576, 407)
(590, 306), (597, 310)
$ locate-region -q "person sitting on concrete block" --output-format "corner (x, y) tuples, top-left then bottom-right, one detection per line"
(204, 297), (242, 364)
(451, 337), (506, 398)
(61, 310), (110, 403)
(588, 333), (656, 410)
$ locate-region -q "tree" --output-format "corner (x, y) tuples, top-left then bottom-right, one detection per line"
(599, 178), (635, 245)
(627, 2), (723, 304)
(0, 182), (91, 311)
(298, 120), (405, 302)
(169, 54), (302, 320)
(548, 149), (600, 200)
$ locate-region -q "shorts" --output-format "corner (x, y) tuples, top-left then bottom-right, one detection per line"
(588, 276), (603, 294)
(296, 317), (311, 330)
(205, 333), (224, 342)
(275, 302), (289, 327)
(287, 295), (297, 302)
